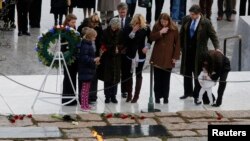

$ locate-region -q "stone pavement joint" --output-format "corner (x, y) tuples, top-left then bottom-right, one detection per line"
(0, 110), (250, 140)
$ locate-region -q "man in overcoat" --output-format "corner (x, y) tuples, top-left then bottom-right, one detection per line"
(179, 4), (220, 104)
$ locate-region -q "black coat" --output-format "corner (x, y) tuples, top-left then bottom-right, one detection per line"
(124, 25), (152, 59)
(77, 18), (103, 57)
(77, 39), (96, 81)
(97, 27), (123, 84)
(50, 0), (68, 15)
(16, 0), (33, 11)
(114, 16), (131, 53)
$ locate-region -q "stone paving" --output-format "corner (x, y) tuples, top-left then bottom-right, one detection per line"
(1, 110), (250, 140)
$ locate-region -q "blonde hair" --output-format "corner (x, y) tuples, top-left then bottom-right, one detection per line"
(89, 13), (100, 28)
(83, 27), (97, 41)
(130, 14), (147, 29)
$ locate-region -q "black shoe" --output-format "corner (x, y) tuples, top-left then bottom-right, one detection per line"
(111, 97), (118, 104)
(195, 101), (202, 105)
(212, 103), (221, 107)
(122, 93), (127, 98)
(232, 10), (237, 14)
(10, 23), (16, 28)
(180, 95), (189, 99)
(18, 32), (23, 36)
(23, 32), (31, 36)
(105, 98), (110, 103)
(155, 98), (160, 104)
(163, 98), (168, 104)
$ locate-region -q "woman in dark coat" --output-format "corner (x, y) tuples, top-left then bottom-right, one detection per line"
(61, 14), (78, 106)
(77, 13), (103, 103)
(150, 13), (180, 104)
(77, 0), (96, 18)
(98, 18), (123, 104)
(50, 0), (68, 25)
(124, 14), (152, 103)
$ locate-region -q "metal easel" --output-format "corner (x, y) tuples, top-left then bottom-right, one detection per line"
(31, 34), (79, 113)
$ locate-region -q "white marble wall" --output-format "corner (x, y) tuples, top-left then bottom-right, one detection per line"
(232, 16), (250, 71)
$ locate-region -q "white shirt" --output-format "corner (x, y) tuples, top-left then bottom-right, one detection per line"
(198, 71), (216, 89)
(190, 15), (201, 31)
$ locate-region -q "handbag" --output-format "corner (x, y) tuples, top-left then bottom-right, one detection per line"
(138, 0), (152, 8)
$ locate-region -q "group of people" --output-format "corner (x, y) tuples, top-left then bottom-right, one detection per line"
(0, 0), (237, 111)
(1, 0), (249, 36)
(60, 2), (231, 111)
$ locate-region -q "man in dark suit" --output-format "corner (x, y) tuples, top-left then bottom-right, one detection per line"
(116, 2), (132, 98)
(29, 0), (42, 28)
(16, 0), (32, 36)
(179, 5), (220, 104)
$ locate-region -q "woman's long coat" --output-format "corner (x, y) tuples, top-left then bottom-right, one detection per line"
(97, 0), (121, 11)
(97, 27), (123, 84)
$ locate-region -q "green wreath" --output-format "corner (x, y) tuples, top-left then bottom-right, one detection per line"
(35, 26), (81, 68)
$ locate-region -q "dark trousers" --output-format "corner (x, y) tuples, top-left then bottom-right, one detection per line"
(215, 71), (229, 105)
(29, 0), (42, 27)
(154, 67), (171, 100)
(62, 61), (78, 105)
(127, 3), (136, 17)
(240, 0), (250, 16)
(183, 56), (201, 99)
(104, 82), (118, 99)
(218, 0), (232, 18)
(199, 0), (213, 19)
(54, 14), (63, 26)
(89, 74), (98, 102)
(146, 0), (164, 24)
(155, 0), (164, 21)
(146, 0), (152, 24)
(16, 2), (30, 32)
(121, 54), (127, 94)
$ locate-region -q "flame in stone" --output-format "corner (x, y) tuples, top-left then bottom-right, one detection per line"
(92, 130), (104, 141)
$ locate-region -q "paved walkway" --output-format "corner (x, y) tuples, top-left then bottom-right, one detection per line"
(1, 110), (250, 140)
(0, 0), (242, 75)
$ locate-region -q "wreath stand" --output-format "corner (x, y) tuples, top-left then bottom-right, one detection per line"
(31, 34), (79, 113)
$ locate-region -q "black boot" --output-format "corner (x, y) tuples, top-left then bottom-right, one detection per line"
(111, 96), (118, 104)
(131, 78), (142, 103)
(126, 79), (133, 102)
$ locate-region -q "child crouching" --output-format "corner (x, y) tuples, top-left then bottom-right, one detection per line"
(78, 27), (100, 111)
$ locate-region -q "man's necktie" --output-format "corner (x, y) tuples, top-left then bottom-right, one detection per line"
(190, 19), (196, 38)
(121, 18), (124, 29)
